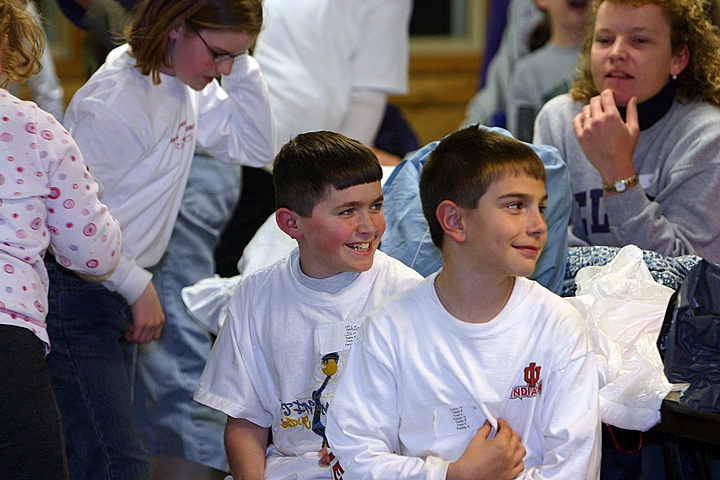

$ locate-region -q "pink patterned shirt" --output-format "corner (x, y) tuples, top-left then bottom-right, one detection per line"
(0, 90), (122, 349)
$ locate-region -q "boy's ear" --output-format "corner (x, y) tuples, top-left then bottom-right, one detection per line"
(436, 200), (466, 244)
(275, 208), (303, 239)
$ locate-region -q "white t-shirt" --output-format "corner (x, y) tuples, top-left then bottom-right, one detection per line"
(195, 249), (422, 479)
(326, 274), (601, 480)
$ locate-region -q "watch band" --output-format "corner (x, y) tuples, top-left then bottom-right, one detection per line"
(602, 174), (639, 193)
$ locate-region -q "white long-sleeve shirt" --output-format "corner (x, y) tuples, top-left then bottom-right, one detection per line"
(64, 44), (274, 303)
(326, 275), (601, 480)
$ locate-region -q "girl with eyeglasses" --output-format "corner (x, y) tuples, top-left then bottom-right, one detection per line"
(44, 0), (274, 477)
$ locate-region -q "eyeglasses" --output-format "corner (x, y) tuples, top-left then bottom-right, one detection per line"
(196, 31), (246, 64)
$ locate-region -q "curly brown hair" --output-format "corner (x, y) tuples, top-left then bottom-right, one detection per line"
(0, 0), (44, 88)
(127, 0), (262, 85)
(570, 0), (720, 106)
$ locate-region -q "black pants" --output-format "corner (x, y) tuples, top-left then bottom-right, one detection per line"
(0, 325), (70, 479)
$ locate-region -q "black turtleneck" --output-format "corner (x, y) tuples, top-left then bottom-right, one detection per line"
(617, 79), (677, 131)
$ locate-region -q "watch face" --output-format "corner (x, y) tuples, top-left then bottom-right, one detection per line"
(615, 181), (626, 192)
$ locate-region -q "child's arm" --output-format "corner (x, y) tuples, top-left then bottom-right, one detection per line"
(446, 419), (525, 480)
(196, 54), (275, 170)
(529, 363), (600, 478)
(520, 312), (601, 479)
(225, 417), (268, 480)
(44, 119), (121, 278)
(323, 426), (524, 480)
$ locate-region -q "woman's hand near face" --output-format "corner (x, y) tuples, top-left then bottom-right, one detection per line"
(573, 89), (640, 185)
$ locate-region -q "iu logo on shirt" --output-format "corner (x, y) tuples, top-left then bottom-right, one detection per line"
(510, 362), (543, 400)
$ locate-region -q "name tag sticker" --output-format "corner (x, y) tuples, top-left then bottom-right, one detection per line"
(317, 322), (360, 355)
(434, 401), (484, 438)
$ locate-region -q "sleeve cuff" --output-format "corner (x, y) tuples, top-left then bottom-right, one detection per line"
(425, 455), (452, 480)
(602, 184), (649, 226)
(102, 256), (153, 304)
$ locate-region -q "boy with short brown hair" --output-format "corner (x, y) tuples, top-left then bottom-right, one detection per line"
(326, 126), (600, 479)
(194, 131), (423, 480)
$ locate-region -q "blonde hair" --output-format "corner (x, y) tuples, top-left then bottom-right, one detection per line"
(127, 0), (262, 85)
(0, 0), (44, 87)
(570, 0), (720, 106)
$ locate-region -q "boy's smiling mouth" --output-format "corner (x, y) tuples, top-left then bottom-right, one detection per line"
(347, 242), (371, 252)
(513, 244), (543, 256)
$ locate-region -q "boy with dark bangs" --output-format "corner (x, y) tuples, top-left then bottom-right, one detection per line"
(195, 131), (423, 480)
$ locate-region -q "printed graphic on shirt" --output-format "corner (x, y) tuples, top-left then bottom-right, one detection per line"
(279, 351), (343, 447)
(318, 321), (360, 354)
(510, 362), (543, 400)
(322, 450), (345, 480)
(575, 189), (610, 235)
(170, 120), (195, 149)
(434, 401), (484, 438)
(312, 352), (339, 446)
(575, 179), (655, 236)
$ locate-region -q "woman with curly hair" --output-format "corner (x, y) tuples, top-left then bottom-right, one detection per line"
(536, 2), (720, 477)
(534, 0), (720, 265)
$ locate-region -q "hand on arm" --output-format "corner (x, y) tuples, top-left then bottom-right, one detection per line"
(573, 89), (640, 194)
(125, 281), (164, 343)
(446, 419), (525, 480)
(225, 417), (269, 480)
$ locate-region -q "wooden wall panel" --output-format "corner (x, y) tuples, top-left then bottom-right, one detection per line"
(390, 53), (481, 146)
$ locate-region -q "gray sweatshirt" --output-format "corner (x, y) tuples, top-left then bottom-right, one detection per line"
(535, 93), (720, 263)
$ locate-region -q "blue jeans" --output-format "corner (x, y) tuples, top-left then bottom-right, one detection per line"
(135, 154), (241, 472)
(45, 256), (150, 480)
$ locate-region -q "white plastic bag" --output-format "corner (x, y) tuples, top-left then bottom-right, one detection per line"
(565, 245), (675, 431)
